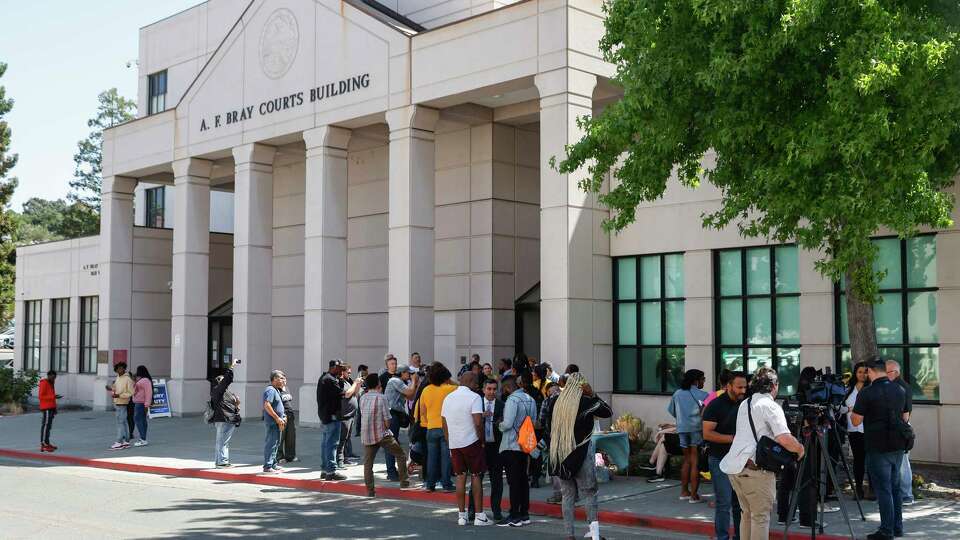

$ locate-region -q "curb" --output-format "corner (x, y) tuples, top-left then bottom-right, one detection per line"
(0, 448), (848, 540)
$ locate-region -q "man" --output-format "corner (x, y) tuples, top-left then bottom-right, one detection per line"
(379, 353), (398, 391)
(38, 370), (61, 452)
(702, 371), (747, 540)
(409, 352), (424, 376)
(318, 359), (359, 480)
(442, 372), (492, 526)
(543, 362), (559, 383)
(720, 368), (804, 540)
(355, 364), (370, 437)
(262, 370), (287, 474)
(472, 379), (505, 520)
(276, 374), (298, 464)
(359, 373), (410, 497)
(549, 373), (612, 540)
(497, 376), (538, 527)
(886, 360), (915, 505)
(853, 358), (911, 540)
(211, 361), (241, 468)
(384, 364), (418, 480)
(107, 362), (135, 450)
(337, 364), (360, 468)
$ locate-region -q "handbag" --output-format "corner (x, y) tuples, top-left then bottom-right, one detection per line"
(391, 408), (411, 429)
(747, 395), (796, 473)
(408, 393), (427, 444)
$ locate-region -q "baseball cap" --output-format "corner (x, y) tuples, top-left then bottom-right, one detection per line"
(329, 358), (344, 368)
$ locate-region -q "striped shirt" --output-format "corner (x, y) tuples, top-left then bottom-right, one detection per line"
(359, 391), (391, 446)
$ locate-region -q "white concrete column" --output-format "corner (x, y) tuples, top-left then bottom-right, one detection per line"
(386, 105), (440, 362)
(231, 143), (276, 417)
(298, 126), (352, 425)
(95, 175), (136, 410)
(168, 158), (212, 415)
(534, 69), (612, 390)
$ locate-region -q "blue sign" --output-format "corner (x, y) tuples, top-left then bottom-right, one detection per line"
(149, 379), (172, 419)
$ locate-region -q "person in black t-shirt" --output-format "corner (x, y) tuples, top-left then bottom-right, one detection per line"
(852, 358), (910, 540)
(702, 371), (746, 540)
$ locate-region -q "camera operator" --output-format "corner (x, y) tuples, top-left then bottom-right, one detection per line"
(851, 357), (911, 540)
(721, 367), (804, 540)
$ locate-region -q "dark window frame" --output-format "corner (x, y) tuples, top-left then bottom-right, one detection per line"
(613, 252), (687, 395)
(713, 245), (801, 392)
(145, 186), (165, 228)
(147, 70), (167, 115)
(80, 296), (99, 374)
(49, 298), (70, 372)
(23, 300), (42, 371)
(833, 233), (939, 403)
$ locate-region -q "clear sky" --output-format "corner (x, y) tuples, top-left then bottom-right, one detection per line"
(1, 0), (201, 210)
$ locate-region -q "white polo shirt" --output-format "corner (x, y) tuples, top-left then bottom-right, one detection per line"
(720, 393), (791, 475)
(441, 386), (483, 449)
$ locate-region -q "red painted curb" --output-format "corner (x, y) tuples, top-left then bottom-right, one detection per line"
(0, 448), (848, 540)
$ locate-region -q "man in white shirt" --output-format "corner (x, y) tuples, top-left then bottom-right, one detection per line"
(442, 372), (492, 527)
(720, 367), (804, 540)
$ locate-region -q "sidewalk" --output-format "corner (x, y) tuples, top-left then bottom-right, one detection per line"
(2, 410), (955, 539)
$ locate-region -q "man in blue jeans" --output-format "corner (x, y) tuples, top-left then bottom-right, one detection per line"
(886, 360), (915, 505)
(702, 371), (746, 540)
(852, 357), (910, 540)
(317, 359), (359, 480)
(262, 370), (286, 474)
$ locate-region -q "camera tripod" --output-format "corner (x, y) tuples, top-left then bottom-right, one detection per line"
(783, 412), (865, 539)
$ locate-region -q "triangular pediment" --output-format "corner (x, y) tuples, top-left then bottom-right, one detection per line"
(177, 0), (410, 153)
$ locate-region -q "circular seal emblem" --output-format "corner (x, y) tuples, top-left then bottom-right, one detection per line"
(259, 8), (299, 80)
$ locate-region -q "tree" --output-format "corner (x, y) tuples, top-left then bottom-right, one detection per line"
(68, 88), (136, 210)
(14, 197), (99, 243)
(0, 62), (19, 325)
(556, 1), (960, 364)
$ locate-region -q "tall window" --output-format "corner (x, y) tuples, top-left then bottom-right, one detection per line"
(80, 296), (99, 374)
(715, 246), (801, 395)
(147, 70), (167, 115)
(50, 298), (70, 372)
(145, 186), (165, 228)
(835, 235), (939, 401)
(613, 253), (685, 393)
(23, 300), (41, 371)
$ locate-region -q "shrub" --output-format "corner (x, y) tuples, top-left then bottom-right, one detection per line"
(0, 367), (40, 405)
(612, 413), (653, 450)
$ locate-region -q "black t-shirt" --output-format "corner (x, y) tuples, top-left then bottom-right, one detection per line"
(379, 369), (396, 393)
(896, 377), (913, 413)
(317, 372), (343, 424)
(340, 377), (358, 419)
(852, 378), (908, 453)
(702, 393), (739, 458)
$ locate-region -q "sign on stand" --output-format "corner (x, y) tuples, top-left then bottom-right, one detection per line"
(149, 379), (172, 419)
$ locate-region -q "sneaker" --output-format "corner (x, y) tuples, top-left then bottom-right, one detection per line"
(520, 517), (531, 525)
(110, 442), (125, 450)
(386, 475), (400, 482)
(647, 476), (666, 483)
(902, 498), (916, 506)
(777, 516), (799, 525)
(133, 440), (148, 447)
(278, 459), (287, 465)
(289, 457), (301, 463)
(121, 442), (131, 449)
(262, 468), (279, 474)
(689, 495), (703, 504)
(546, 494), (562, 504)
(497, 518), (518, 527)
(324, 472), (347, 481)
(215, 463), (233, 468)
(509, 519), (526, 528)
(474, 513), (493, 527)
(399, 481), (411, 489)
(442, 486), (456, 493)
(457, 512), (468, 526)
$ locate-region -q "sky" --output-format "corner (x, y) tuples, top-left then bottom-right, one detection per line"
(1, 0), (201, 210)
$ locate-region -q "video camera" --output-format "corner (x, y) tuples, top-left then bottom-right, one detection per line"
(800, 368), (846, 407)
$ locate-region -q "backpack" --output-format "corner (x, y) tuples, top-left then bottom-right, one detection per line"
(518, 415), (538, 454)
(203, 400), (215, 424)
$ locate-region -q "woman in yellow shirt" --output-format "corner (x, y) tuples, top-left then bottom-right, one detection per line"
(418, 364), (456, 491)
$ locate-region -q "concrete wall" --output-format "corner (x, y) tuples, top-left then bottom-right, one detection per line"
(375, 0), (522, 28)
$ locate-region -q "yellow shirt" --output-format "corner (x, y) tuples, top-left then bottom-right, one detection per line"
(418, 383), (457, 429)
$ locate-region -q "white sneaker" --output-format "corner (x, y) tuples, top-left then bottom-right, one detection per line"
(474, 513), (493, 527)
(110, 442), (124, 450)
(133, 440), (148, 447)
(583, 521), (599, 540)
(457, 512), (468, 526)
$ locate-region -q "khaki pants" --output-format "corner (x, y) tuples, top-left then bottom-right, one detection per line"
(729, 468), (775, 540)
(363, 435), (408, 495)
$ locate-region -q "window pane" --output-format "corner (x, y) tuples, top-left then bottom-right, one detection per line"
(665, 301), (684, 344)
(910, 347), (939, 401)
(777, 347), (801, 396)
(874, 238), (901, 289)
(906, 236), (936, 288)
(747, 298), (772, 344)
(839, 348), (853, 379)
(720, 348), (744, 373)
(640, 256), (661, 299)
(838, 294), (850, 345)
(775, 246), (799, 293)
(874, 293), (903, 344)
(719, 251), (742, 296)
(776, 297), (800, 344)
(664, 348), (685, 392)
(617, 304), (637, 346)
(665, 254), (684, 298)
(746, 248), (771, 295)
(615, 348), (638, 392)
(878, 347), (904, 367)
(747, 348), (773, 374)
(641, 302), (662, 345)
(616, 258), (636, 300)
(641, 348), (661, 393)
(907, 292), (937, 343)
(720, 299), (743, 345)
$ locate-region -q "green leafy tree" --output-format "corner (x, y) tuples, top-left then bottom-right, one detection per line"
(557, 1), (960, 363)
(68, 88), (136, 210)
(0, 63), (19, 325)
(14, 197), (99, 243)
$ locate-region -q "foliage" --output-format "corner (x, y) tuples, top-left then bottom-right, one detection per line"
(15, 197), (99, 243)
(0, 62), (19, 325)
(68, 88), (136, 210)
(0, 367), (39, 405)
(612, 413), (653, 450)
(555, 1), (960, 360)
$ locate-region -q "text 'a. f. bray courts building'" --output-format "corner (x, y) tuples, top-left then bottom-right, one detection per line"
(13, 0), (960, 463)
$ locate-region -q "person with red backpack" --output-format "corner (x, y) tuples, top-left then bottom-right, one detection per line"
(38, 370), (61, 452)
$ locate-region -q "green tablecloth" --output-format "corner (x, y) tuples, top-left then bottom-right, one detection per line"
(592, 431), (630, 470)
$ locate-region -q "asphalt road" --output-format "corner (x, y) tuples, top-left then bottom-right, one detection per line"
(0, 458), (701, 540)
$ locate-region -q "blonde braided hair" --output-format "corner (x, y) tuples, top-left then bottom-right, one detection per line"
(549, 372), (586, 467)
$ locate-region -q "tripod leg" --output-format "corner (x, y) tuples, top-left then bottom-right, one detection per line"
(830, 426), (866, 520)
(784, 433), (815, 538)
(818, 433), (857, 540)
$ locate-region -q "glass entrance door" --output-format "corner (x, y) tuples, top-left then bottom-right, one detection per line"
(207, 318), (233, 381)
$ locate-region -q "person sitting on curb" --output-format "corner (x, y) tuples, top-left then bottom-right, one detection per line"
(359, 373), (410, 497)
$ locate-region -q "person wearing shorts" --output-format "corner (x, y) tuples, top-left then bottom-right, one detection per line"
(442, 372), (493, 526)
(668, 369), (709, 502)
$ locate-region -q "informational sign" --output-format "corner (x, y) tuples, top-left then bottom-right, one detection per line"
(149, 378), (172, 419)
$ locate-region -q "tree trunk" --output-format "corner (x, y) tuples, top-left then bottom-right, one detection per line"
(845, 262), (879, 364)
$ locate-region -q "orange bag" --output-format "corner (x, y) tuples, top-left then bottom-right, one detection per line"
(518, 415), (538, 454)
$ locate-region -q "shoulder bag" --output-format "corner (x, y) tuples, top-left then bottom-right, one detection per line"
(885, 384), (915, 452)
(747, 395), (796, 473)
(408, 391), (427, 444)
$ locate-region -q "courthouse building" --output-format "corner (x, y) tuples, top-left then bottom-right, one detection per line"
(14, 0), (960, 463)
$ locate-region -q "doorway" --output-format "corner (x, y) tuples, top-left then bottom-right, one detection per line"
(207, 299), (233, 381)
(514, 283), (540, 359)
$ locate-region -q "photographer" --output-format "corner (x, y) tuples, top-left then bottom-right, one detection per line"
(211, 360), (241, 468)
(720, 367), (804, 540)
(851, 358), (911, 540)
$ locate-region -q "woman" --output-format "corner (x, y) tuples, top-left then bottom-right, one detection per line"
(417, 363), (456, 492)
(531, 364), (550, 399)
(667, 369), (708, 502)
(132, 366), (153, 447)
(482, 362), (496, 383)
(38, 370), (60, 452)
(845, 361), (870, 499)
(277, 374), (299, 464)
(211, 361), (241, 467)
